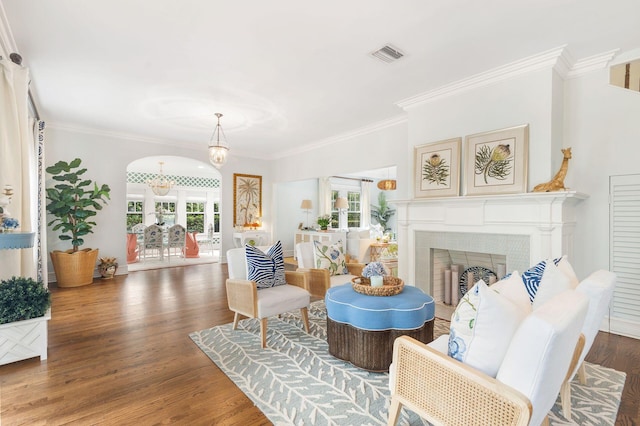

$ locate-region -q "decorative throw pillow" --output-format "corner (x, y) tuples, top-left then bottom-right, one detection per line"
(521, 258), (561, 302)
(556, 255), (579, 287)
(531, 260), (575, 310)
(490, 271), (532, 312)
(245, 241), (286, 289)
(448, 280), (527, 377)
(312, 240), (348, 276)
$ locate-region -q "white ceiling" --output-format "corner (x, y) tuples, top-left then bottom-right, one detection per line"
(2, 0), (640, 161)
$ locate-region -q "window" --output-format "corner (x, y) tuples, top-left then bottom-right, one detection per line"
(213, 201), (220, 232)
(154, 201), (176, 226)
(347, 191), (361, 228)
(330, 190), (339, 228)
(186, 202), (205, 232)
(126, 200), (143, 231)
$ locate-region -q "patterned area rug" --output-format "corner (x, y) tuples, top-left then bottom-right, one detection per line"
(189, 301), (625, 425)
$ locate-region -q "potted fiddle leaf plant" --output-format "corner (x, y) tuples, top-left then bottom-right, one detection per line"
(46, 158), (111, 287)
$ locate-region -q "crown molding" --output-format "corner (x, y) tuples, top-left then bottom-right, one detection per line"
(396, 46), (569, 109)
(565, 49), (618, 78)
(271, 114), (407, 160)
(395, 45), (619, 109)
(47, 121), (206, 150)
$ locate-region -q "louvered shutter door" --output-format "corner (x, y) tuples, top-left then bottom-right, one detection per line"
(610, 174), (640, 338)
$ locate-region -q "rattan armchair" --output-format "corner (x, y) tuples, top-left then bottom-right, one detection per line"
(388, 289), (589, 426)
(226, 247), (311, 348)
(388, 336), (532, 426)
(295, 242), (364, 298)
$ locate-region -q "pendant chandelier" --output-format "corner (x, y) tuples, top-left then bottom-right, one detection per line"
(147, 161), (174, 196)
(208, 112), (229, 169)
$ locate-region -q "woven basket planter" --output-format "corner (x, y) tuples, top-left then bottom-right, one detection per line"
(50, 248), (99, 287)
(351, 276), (404, 296)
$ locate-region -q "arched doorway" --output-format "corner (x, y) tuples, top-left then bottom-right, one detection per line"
(125, 155), (221, 271)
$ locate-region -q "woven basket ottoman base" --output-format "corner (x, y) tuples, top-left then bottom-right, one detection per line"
(327, 318), (433, 372)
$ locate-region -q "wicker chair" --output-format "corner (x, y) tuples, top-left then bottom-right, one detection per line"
(388, 289), (589, 426)
(226, 247), (311, 348)
(295, 241), (364, 298)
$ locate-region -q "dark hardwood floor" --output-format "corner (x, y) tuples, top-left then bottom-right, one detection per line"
(0, 263), (638, 425)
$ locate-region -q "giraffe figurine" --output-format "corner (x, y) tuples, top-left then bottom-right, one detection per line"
(533, 148), (572, 192)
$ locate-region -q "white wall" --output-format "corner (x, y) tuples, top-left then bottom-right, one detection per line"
(567, 65), (640, 276)
(273, 178), (317, 257)
(44, 126), (271, 280)
(270, 121), (408, 248)
(405, 67), (558, 195)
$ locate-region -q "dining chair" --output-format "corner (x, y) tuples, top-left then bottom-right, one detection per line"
(141, 224), (163, 261)
(165, 224), (186, 262)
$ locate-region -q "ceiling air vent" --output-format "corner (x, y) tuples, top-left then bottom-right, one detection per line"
(370, 44), (404, 63)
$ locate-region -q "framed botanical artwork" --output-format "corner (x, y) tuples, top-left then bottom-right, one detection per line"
(414, 137), (461, 198)
(464, 124), (529, 196)
(233, 173), (262, 227)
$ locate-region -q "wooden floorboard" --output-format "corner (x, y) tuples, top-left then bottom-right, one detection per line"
(0, 263), (638, 425)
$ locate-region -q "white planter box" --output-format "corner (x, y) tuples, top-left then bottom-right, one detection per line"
(0, 309), (50, 366)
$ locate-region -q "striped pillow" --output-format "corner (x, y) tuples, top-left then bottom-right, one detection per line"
(245, 241), (286, 289)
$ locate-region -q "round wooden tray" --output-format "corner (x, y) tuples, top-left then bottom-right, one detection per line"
(351, 276), (404, 296)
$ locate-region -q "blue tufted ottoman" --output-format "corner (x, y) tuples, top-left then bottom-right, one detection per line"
(325, 283), (435, 371)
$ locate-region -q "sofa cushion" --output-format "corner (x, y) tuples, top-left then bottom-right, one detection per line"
(245, 240), (286, 289)
(313, 240), (348, 276)
(448, 280), (527, 377)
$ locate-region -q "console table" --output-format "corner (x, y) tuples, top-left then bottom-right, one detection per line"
(293, 230), (347, 259)
(232, 230), (269, 248)
(325, 283), (434, 371)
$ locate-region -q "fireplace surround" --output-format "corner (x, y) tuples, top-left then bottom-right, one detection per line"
(394, 192), (587, 310)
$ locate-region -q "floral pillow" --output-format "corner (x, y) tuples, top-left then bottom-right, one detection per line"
(312, 240), (348, 276)
(448, 280), (527, 377)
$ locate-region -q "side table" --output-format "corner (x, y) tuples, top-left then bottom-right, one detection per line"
(368, 242), (389, 262)
(325, 283), (435, 372)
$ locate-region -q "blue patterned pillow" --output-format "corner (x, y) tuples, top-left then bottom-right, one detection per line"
(521, 258), (561, 302)
(245, 241), (286, 289)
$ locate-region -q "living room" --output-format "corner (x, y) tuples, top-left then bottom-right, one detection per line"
(1, 1), (640, 424)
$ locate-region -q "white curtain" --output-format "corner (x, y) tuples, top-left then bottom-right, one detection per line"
(0, 59), (36, 279)
(360, 180), (371, 229)
(318, 177), (332, 217)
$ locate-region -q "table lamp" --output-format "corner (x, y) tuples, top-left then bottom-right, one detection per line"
(300, 199), (312, 229)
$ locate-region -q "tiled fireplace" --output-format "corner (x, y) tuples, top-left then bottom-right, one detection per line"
(394, 192), (587, 316)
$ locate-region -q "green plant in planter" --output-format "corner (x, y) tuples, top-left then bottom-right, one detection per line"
(0, 276), (51, 324)
(46, 158), (111, 251)
(370, 192), (395, 232)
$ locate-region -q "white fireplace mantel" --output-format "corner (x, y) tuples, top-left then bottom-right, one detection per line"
(393, 191), (588, 291)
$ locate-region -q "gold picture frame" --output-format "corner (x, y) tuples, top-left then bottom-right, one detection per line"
(414, 137), (461, 198)
(233, 173), (262, 227)
(464, 124), (529, 196)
